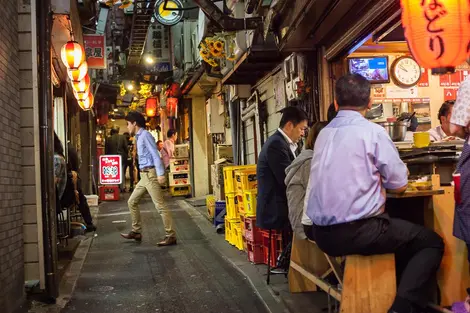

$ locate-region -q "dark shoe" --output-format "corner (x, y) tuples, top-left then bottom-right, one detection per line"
(121, 231), (142, 241)
(157, 236), (177, 246)
(86, 224), (97, 232)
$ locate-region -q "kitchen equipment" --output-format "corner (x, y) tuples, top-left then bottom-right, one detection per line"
(378, 121), (408, 141)
(365, 103), (383, 120)
(413, 132), (430, 148)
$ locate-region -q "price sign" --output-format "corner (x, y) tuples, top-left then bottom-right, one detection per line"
(99, 155), (122, 185)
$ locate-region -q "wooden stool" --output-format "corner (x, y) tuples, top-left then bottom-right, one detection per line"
(340, 254), (396, 313)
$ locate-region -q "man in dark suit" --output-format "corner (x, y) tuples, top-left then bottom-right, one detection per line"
(256, 106), (308, 231)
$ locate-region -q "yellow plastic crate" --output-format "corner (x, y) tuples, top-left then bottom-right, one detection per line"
(223, 165), (256, 194)
(206, 195), (215, 207)
(243, 190), (257, 217)
(225, 192), (239, 220)
(170, 185), (191, 197)
(225, 218), (232, 243)
(235, 169), (257, 195)
(233, 223), (244, 251)
(229, 220), (240, 246)
(236, 194), (244, 216)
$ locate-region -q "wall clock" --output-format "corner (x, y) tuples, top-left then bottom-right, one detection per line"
(390, 56), (421, 88)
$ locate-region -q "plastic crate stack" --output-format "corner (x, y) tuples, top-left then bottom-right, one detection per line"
(223, 165), (257, 252)
(169, 144), (191, 197)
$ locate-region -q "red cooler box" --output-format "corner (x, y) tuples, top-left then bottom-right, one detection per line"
(99, 185), (120, 201)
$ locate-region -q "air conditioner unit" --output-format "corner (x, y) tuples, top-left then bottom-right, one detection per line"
(229, 85), (251, 101)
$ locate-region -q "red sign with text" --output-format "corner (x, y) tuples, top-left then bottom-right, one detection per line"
(83, 34), (106, 69)
(418, 68), (429, 87)
(444, 88), (458, 101)
(99, 155), (122, 185)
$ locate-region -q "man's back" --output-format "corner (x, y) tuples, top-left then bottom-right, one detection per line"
(106, 134), (127, 157)
(306, 110), (407, 226)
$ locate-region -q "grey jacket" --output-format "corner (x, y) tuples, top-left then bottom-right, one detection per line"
(285, 149), (313, 239)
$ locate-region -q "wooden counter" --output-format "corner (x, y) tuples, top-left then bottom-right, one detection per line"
(387, 189), (444, 199)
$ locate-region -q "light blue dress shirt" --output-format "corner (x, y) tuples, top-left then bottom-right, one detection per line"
(136, 128), (165, 177)
(306, 110), (408, 226)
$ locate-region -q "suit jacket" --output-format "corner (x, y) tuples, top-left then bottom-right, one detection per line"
(256, 130), (295, 230)
(105, 134), (128, 160)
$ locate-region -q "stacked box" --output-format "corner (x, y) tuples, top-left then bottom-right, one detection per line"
(211, 159), (233, 201)
(169, 145), (190, 196)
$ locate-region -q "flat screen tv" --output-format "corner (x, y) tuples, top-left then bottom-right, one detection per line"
(348, 56), (389, 84)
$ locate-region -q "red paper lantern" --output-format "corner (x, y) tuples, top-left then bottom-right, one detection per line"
(78, 92), (94, 111)
(146, 97), (158, 117)
(400, 0), (470, 74)
(60, 41), (86, 70)
(67, 61), (88, 82)
(72, 74), (90, 93)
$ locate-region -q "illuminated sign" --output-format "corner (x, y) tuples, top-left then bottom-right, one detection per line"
(154, 0), (183, 26)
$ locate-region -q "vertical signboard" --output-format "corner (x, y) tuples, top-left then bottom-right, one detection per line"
(99, 155), (122, 185)
(83, 34), (107, 69)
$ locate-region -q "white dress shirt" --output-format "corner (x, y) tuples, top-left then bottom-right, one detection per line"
(278, 128), (297, 158)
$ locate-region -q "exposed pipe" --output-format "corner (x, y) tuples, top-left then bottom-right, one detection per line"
(38, 0), (58, 299)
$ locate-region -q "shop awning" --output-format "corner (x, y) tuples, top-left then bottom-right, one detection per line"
(275, 0), (399, 56)
(221, 35), (282, 85)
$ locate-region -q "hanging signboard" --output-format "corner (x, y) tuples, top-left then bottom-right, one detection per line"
(99, 155), (122, 184)
(83, 34), (106, 69)
(154, 0), (184, 26)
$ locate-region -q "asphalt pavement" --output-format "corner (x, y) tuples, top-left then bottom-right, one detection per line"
(62, 193), (269, 313)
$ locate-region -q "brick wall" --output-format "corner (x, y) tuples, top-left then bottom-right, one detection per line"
(0, 0), (25, 312)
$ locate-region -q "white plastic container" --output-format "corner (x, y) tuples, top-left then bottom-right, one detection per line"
(85, 195), (99, 207)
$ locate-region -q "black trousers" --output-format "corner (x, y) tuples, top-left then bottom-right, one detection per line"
(312, 214), (444, 308)
(77, 177), (93, 225)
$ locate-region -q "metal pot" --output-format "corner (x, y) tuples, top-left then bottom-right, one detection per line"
(378, 121), (408, 142)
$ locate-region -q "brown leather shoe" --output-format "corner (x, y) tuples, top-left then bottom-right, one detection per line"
(157, 236), (177, 246)
(120, 231), (142, 241)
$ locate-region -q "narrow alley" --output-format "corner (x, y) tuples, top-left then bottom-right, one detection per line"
(62, 195), (269, 313)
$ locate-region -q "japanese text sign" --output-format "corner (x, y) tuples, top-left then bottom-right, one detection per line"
(83, 34), (106, 69)
(99, 155), (122, 185)
(444, 88), (458, 101)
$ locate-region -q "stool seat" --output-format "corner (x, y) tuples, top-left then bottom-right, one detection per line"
(340, 254), (396, 313)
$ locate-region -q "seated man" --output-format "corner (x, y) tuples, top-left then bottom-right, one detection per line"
(429, 100), (463, 141)
(306, 74), (444, 313)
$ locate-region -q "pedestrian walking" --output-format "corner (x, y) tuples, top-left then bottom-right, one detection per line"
(120, 111), (177, 246)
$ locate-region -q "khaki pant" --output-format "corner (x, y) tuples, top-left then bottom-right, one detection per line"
(128, 168), (175, 238)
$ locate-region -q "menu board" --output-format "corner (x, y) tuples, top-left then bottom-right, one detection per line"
(439, 70), (470, 87)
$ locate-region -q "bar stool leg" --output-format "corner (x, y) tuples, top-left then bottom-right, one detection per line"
(266, 229), (272, 285)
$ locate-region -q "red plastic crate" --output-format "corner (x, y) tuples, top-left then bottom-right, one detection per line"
(247, 241), (264, 264)
(244, 217), (262, 243)
(99, 185), (120, 201)
(261, 230), (283, 267)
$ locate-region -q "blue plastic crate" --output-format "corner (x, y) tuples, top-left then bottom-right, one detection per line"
(214, 201), (226, 227)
